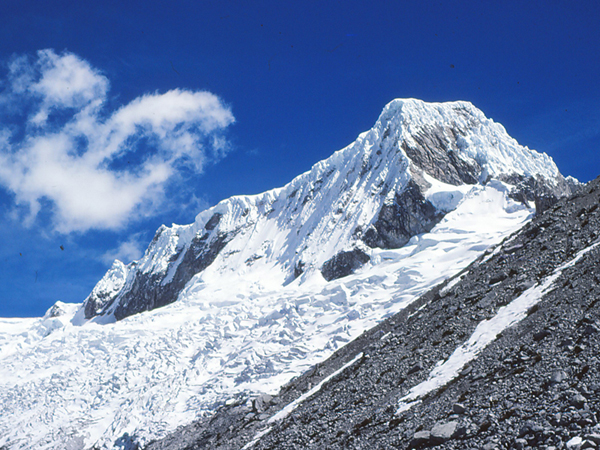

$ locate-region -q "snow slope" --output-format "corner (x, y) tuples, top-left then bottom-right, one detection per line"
(0, 99), (570, 449)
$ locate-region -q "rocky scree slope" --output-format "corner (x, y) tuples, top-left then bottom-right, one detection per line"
(83, 99), (571, 322)
(146, 175), (600, 450)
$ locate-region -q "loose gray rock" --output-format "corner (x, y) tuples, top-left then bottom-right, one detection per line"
(586, 434), (600, 445)
(571, 393), (587, 409)
(550, 370), (568, 384)
(252, 394), (273, 413)
(452, 403), (466, 414)
(430, 421), (458, 443)
(513, 438), (528, 449)
(409, 430), (431, 448)
(407, 361), (424, 375)
(489, 271), (508, 284)
(482, 443), (498, 450)
(581, 440), (597, 449)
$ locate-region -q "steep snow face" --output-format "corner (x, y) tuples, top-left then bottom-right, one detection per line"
(85, 99), (567, 320)
(0, 99), (571, 449)
(382, 99), (559, 181)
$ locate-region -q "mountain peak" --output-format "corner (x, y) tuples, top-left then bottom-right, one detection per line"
(82, 99), (572, 322)
(377, 98), (560, 182)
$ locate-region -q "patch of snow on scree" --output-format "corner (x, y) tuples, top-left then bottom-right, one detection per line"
(396, 240), (600, 414)
(241, 352), (364, 450)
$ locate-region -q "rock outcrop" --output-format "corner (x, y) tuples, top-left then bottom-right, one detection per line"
(362, 180), (444, 249)
(321, 248), (371, 281)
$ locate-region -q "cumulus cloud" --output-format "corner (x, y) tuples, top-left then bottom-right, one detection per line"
(0, 49), (234, 233)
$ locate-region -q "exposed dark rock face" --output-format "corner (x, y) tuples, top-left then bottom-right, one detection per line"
(145, 175), (600, 450)
(112, 231), (233, 320)
(44, 303), (67, 318)
(399, 122), (576, 216)
(84, 292), (110, 319)
(363, 180), (444, 249)
(401, 125), (481, 186)
(204, 213), (222, 231)
(321, 248), (371, 281)
(502, 173), (578, 214)
(293, 261), (305, 279)
(83, 260), (128, 319)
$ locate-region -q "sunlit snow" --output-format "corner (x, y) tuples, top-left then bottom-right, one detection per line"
(0, 184), (532, 449)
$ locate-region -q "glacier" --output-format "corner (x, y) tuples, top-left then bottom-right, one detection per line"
(0, 99), (573, 449)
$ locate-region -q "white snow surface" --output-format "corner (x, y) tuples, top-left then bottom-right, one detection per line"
(0, 99), (564, 449)
(396, 239), (600, 415)
(0, 184), (533, 449)
(242, 352), (364, 450)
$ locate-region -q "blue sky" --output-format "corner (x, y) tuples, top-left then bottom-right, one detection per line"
(1, 1), (599, 317)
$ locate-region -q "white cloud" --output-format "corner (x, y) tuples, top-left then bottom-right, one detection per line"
(101, 233), (146, 265)
(29, 49), (109, 125)
(0, 49), (234, 233)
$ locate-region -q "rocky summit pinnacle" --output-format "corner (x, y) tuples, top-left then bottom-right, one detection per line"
(83, 99), (573, 322)
(0, 99), (579, 450)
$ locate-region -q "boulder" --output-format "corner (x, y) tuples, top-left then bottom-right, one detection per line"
(550, 370), (568, 384)
(252, 394), (273, 413)
(570, 393), (587, 409)
(409, 430), (431, 448)
(452, 403), (467, 415)
(430, 421), (459, 444)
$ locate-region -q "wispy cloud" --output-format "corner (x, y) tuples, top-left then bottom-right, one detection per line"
(101, 232), (146, 264)
(0, 49), (234, 233)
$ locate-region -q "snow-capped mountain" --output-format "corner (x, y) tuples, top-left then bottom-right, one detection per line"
(83, 99), (571, 322)
(0, 99), (574, 450)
